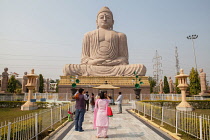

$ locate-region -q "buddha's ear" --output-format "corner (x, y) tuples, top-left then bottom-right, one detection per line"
(110, 20), (114, 29)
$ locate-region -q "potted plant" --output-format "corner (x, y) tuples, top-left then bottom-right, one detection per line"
(132, 71), (143, 100)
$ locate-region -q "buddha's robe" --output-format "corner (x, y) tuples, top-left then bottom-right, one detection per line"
(63, 29), (146, 76)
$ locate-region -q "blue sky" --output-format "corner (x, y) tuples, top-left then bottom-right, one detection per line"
(0, 0), (210, 82)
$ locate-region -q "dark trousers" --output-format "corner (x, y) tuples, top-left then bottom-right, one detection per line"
(85, 101), (89, 111)
(75, 109), (86, 131)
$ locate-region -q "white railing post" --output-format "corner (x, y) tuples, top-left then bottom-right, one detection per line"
(161, 106), (164, 126)
(60, 105), (62, 123)
(175, 110), (178, 134)
(151, 105), (153, 121)
(35, 113), (38, 140)
(7, 122), (11, 140)
(199, 115), (203, 140)
(143, 103), (145, 117)
(51, 107), (53, 129)
(68, 103), (70, 112)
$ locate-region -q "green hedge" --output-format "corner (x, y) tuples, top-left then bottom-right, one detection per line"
(0, 101), (50, 108)
(140, 100), (210, 109)
(0, 101), (26, 108)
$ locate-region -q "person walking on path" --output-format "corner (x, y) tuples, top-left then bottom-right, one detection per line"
(116, 92), (123, 114)
(85, 91), (90, 111)
(94, 92), (110, 138)
(73, 88), (88, 132)
(90, 93), (95, 112)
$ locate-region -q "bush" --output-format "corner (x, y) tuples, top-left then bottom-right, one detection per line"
(0, 101), (50, 108)
(36, 102), (50, 108)
(0, 101), (26, 108)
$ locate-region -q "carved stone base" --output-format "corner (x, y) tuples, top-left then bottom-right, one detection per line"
(21, 101), (38, 110)
(176, 101), (193, 111)
(176, 106), (193, 111)
(58, 76), (150, 100)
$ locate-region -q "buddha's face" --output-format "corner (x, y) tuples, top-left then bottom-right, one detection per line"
(97, 12), (114, 29)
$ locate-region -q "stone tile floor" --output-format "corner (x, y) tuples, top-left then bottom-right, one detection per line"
(52, 104), (173, 140)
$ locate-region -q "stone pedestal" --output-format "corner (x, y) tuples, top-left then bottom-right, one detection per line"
(21, 69), (38, 111)
(59, 76), (150, 100)
(175, 69), (193, 111)
(176, 89), (193, 111)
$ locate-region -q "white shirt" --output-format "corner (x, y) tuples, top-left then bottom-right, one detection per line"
(116, 95), (123, 104)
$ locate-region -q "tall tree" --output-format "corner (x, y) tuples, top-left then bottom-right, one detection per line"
(39, 74), (44, 93)
(189, 67), (200, 95)
(7, 75), (17, 93)
(175, 78), (181, 94)
(163, 76), (170, 93)
(148, 77), (156, 93)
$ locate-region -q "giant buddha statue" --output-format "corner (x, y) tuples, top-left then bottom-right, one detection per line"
(63, 7), (146, 76)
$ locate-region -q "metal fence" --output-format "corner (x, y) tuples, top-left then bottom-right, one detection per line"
(0, 95), (24, 101)
(0, 102), (75, 140)
(2, 93), (209, 102)
(23, 93), (68, 102)
(140, 94), (210, 101)
(133, 101), (210, 140)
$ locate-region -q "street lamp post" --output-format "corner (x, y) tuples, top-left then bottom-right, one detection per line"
(187, 34), (198, 70)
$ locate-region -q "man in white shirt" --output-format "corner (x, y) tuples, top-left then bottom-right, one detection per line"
(116, 92), (123, 114)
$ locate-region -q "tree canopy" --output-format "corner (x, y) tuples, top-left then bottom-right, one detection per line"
(7, 75), (17, 93)
(39, 74), (44, 93)
(189, 67), (200, 95)
(163, 76), (170, 93)
(148, 77), (156, 93)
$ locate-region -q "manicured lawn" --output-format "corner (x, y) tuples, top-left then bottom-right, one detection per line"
(0, 108), (45, 122)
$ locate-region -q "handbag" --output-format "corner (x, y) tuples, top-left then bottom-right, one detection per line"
(107, 106), (113, 117)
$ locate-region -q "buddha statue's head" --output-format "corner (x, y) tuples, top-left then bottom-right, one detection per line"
(96, 7), (114, 30)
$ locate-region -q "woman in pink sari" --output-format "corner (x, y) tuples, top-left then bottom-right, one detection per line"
(93, 92), (110, 138)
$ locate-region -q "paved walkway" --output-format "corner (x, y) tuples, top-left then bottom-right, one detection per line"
(51, 104), (175, 140)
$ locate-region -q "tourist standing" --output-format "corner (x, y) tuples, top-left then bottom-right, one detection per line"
(94, 92), (110, 138)
(90, 93), (95, 112)
(116, 92), (123, 114)
(74, 88), (88, 132)
(85, 91), (90, 111)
